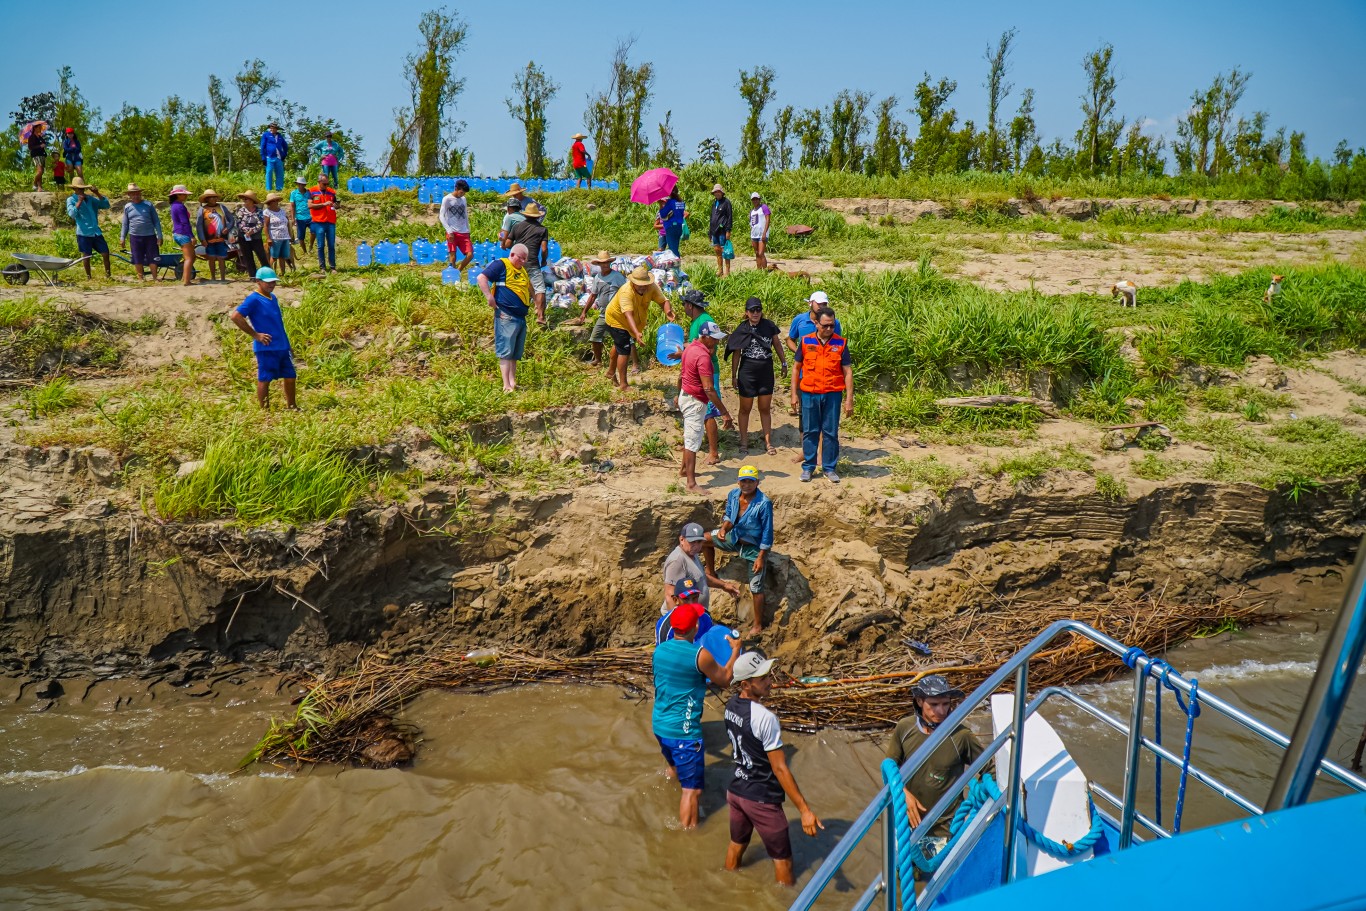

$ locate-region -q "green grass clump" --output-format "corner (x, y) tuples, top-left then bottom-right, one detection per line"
(20, 376), (81, 417)
(886, 454), (968, 496)
(153, 431), (368, 525)
(1132, 453), (1180, 480)
(1095, 472), (1128, 501)
(986, 445), (1092, 487)
(639, 432), (672, 460)
(0, 296), (122, 377)
(1181, 415), (1366, 490)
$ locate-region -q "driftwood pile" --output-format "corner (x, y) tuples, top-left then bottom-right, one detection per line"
(244, 594), (1266, 767)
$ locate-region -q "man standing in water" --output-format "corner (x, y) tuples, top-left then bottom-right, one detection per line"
(653, 602), (739, 829)
(724, 652), (822, 885)
(885, 675), (982, 857)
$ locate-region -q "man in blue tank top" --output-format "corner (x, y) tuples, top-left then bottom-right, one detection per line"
(652, 602), (740, 829)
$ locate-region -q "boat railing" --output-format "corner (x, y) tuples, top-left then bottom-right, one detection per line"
(789, 618), (1366, 911)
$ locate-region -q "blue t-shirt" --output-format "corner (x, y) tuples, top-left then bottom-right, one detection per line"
(652, 637), (707, 740)
(659, 198), (686, 229)
(788, 311), (843, 341)
(480, 258), (531, 318)
(236, 291), (290, 352)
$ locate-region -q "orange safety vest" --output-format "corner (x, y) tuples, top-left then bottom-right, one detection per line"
(798, 331), (849, 394)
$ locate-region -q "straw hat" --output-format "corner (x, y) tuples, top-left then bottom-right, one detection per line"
(199, 189), (220, 203)
(265, 192), (284, 203)
(572, 132), (587, 140)
(169, 184), (191, 198)
(126, 183), (143, 195)
(238, 190), (259, 202)
(522, 201), (543, 218)
(69, 177), (90, 192)
(590, 250), (614, 265)
(628, 265), (653, 288)
(506, 182), (526, 197)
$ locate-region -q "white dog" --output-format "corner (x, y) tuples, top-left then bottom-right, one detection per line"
(1111, 279), (1137, 308)
(1264, 274), (1284, 303)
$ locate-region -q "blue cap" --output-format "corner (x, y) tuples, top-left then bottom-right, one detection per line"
(255, 267), (278, 282)
(677, 578), (702, 599)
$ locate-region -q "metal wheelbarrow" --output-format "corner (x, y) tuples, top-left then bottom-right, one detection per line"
(8, 252), (91, 286)
(111, 247), (191, 281)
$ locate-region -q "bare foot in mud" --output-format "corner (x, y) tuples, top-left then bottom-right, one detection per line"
(685, 482), (702, 493)
(748, 625), (764, 637)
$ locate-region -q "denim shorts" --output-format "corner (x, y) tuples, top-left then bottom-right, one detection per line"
(270, 240), (291, 260)
(204, 241), (229, 258)
(710, 529), (765, 593)
(255, 349), (296, 381)
(494, 313), (527, 361)
(76, 234), (109, 256)
(656, 735), (705, 790)
(173, 233), (193, 246)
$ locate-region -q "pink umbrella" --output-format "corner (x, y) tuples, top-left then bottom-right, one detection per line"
(20, 121), (48, 144)
(629, 168), (679, 205)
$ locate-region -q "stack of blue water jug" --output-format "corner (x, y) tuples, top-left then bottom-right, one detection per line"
(349, 176), (621, 197)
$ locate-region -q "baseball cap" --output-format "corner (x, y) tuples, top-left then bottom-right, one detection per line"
(255, 267), (279, 282)
(668, 602), (705, 631)
(806, 290), (829, 305)
(737, 465), (760, 481)
(751, 192), (762, 200)
(698, 321), (727, 341)
(676, 578), (703, 600)
(745, 296), (763, 311)
(506, 198), (521, 209)
(680, 522), (705, 542)
(733, 651), (776, 682)
(681, 289), (709, 309)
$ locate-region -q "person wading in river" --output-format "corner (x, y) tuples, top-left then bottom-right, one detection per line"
(724, 652), (822, 886)
(885, 674), (983, 863)
(652, 603), (740, 829)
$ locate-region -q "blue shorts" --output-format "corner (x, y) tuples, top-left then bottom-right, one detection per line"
(205, 241), (229, 258)
(710, 230), (727, 247)
(705, 402), (721, 422)
(710, 529), (765, 593)
(270, 240), (291, 260)
(255, 349), (296, 382)
(656, 736), (705, 790)
(64, 154), (82, 168)
(76, 234), (109, 256)
(173, 233), (194, 246)
(494, 312), (527, 361)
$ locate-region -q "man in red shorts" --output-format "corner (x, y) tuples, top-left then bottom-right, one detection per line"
(439, 179), (473, 272)
(724, 652), (823, 885)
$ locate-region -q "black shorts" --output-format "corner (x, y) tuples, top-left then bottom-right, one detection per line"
(736, 358), (776, 398)
(606, 326), (634, 354)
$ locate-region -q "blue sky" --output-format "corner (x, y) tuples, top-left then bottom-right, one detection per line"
(5, 0), (1363, 172)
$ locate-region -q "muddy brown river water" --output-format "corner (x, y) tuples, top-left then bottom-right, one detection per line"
(3, 585), (1365, 911)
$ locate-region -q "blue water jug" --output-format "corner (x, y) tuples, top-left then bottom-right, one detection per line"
(655, 322), (685, 366)
(413, 238), (429, 263)
(698, 624), (737, 667)
(418, 185), (430, 204)
(467, 261), (483, 284)
(372, 241), (388, 265)
(442, 265), (461, 284)
(395, 241), (409, 265)
(347, 177), (364, 194)
(356, 242), (372, 267)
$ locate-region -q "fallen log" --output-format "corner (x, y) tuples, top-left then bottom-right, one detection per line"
(934, 395), (1058, 417)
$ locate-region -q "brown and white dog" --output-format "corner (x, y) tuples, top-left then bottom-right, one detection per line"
(1111, 280), (1138, 308)
(1264, 274), (1284, 303)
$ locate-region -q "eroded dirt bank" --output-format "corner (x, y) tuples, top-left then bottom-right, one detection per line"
(3, 401), (1362, 694)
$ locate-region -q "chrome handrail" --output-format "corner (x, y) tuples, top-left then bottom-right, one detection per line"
(788, 618), (1366, 911)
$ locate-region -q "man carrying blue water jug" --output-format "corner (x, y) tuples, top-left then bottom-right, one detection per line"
(652, 596), (740, 830)
(476, 243), (532, 393)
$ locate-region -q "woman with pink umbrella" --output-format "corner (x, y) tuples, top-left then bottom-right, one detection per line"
(23, 122), (49, 191)
(631, 167), (687, 260)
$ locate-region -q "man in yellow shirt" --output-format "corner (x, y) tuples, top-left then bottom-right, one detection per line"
(604, 265), (676, 390)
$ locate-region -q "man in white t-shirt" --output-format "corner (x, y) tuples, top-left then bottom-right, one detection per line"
(440, 179), (473, 272)
(749, 192), (769, 271)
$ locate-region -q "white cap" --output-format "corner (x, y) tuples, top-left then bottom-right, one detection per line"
(750, 192), (762, 199)
(806, 290), (829, 305)
(698, 321), (727, 341)
(733, 651), (776, 682)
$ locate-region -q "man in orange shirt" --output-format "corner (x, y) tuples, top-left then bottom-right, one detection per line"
(307, 174), (340, 272)
(789, 306), (853, 483)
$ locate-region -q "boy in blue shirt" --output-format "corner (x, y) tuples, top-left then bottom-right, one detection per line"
(230, 267), (297, 410)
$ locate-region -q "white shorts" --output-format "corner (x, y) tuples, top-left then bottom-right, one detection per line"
(681, 394), (707, 453)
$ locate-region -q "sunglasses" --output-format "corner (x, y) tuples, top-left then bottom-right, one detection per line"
(746, 306), (763, 312)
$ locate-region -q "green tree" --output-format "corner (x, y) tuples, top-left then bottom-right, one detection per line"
(1008, 88), (1038, 172)
(506, 61), (559, 177)
(584, 39), (654, 175)
(207, 60), (280, 173)
(828, 90), (871, 172)
(909, 74), (958, 173)
(794, 107), (826, 169)
(982, 28), (1017, 172)
(737, 65), (777, 171)
(655, 110), (681, 169)
(1114, 121), (1166, 178)
(869, 96), (905, 176)
(53, 66), (99, 144)
(1077, 43), (1121, 176)
(768, 105), (795, 171)
(695, 136), (725, 166)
